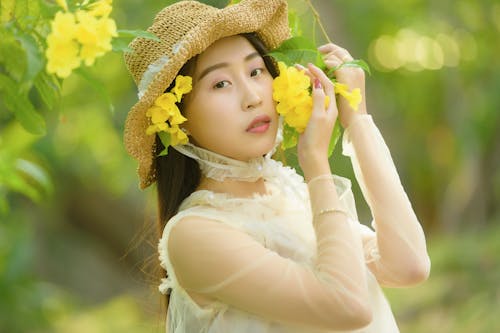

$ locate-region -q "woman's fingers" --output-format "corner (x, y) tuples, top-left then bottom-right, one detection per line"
(294, 64), (314, 81)
(307, 63), (334, 97)
(319, 43), (353, 63)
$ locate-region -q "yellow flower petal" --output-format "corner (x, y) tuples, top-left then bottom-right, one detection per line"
(334, 82), (349, 96)
(51, 11), (78, 40)
(167, 126), (189, 146)
(172, 75), (193, 102)
(145, 74), (193, 149)
(88, 0), (113, 18)
(155, 93), (177, 109)
(55, 0), (68, 11)
(335, 83), (361, 111)
(45, 35), (81, 78)
(147, 105), (168, 124)
(347, 88), (361, 111)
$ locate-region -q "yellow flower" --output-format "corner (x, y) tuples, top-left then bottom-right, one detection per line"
(272, 62), (312, 133)
(75, 10), (117, 66)
(154, 92), (177, 110)
(166, 126), (189, 146)
(273, 62), (310, 101)
(172, 75), (193, 102)
(88, 0), (113, 18)
(55, 0), (68, 11)
(45, 34), (81, 78)
(273, 62), (362, 138)
(334, 83), (361, 111)
(146, 105), (169, 125)
(50, 11), (78, 40)
(45, 3), (117, 77)
(145, 81), (190, 150)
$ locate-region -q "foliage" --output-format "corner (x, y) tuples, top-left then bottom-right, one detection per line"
(0, 0), (155, 211)
(386, 222), (500, 332)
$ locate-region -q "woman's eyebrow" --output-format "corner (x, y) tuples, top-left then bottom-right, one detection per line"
(197, 51), (261, 81)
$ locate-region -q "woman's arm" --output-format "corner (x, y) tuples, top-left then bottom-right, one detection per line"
(319, 42), (430, 286)
(343, 114), (431, 286)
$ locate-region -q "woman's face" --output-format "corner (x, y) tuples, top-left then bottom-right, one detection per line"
(183, 35), (278, 161)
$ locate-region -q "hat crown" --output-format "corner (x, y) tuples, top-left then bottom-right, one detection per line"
(125, 1), (218, 86)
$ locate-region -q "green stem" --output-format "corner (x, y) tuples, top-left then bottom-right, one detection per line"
(304, 0), (332, 44)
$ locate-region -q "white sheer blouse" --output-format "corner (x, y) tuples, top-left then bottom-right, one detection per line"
(158, 115), (430, 333)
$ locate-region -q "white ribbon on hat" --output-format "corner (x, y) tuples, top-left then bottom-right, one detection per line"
(137, 55), (170, 99)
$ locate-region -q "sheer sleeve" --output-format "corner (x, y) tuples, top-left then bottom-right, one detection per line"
(163, 210), (372, 331)
(342, 115), (431, 287)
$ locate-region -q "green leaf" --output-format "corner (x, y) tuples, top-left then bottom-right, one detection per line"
(0, 74), (46, 135)
(15, 159), (53, 196)
(197, 0), (228, 8)
(38, 0), (60, 20)
(0, 0), (15, 24)
(6, 172), (41, 202)
(16, 32), (43, 86)
(0, 192), (9, 215)
(34, 71), (61, 110)
(266, 51), (291, 65)
(117, 29), (160, 42)
(111, 37), (132, 53)
(0, 122), (40, 153)
(0, 28), (26, 82)
(157, 132), (171, 156)
(74, 67), (114, 113)
(268, 36), (325, 68)
(113, 30), (161, 53)
(14, 0), (40, 30)
(281, 123), (299, 150)
(288, 9), (303, 37)
(327, 120), (342, 157)
(341, 59), (371, 75)
(0, 155), (41, 202)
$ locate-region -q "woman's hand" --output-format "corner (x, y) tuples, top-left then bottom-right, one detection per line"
(319, 43), (368, 128)
(296, 63), (338, 181)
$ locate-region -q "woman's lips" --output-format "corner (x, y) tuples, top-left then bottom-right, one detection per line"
(246, 115), (271, 133)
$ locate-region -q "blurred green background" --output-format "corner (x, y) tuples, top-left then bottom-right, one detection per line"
(1, 0), (499, 332)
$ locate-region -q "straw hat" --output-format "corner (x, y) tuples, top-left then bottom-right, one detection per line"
(124, 0), (290, 189)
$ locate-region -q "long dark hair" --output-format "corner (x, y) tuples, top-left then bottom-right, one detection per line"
(154, 32), (279, 311)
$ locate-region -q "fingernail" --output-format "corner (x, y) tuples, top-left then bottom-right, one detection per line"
(314, 78), (322, 89)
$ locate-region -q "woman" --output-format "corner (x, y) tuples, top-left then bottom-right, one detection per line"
(123, 0), (431, 332)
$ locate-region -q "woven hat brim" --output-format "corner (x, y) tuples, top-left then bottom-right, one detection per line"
(124, 0), (290, 189)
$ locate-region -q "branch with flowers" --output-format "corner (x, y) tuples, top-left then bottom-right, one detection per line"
(0, 0), (157, 210)
(228, 1), (371, 158)
(268, 0), (371, 157)
(269, 36), (370, 156)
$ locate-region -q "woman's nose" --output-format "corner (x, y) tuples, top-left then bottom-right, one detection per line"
(241, 80), (262, 111)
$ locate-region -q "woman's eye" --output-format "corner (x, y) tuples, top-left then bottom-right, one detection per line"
(251, 68), (263, 77)
(214, 81), (229, 89)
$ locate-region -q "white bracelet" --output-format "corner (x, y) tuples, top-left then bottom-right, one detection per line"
(313, 207), (349, 220)
(307, 174), (333, 188)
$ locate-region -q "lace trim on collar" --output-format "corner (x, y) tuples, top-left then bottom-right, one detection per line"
(172, 117), (283, 182)
(173, 143), (268, 182)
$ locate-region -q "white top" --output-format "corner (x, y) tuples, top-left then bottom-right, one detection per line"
(158, 115), (429, 332)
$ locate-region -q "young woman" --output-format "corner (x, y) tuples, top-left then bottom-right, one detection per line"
(123, 1), (430, 332)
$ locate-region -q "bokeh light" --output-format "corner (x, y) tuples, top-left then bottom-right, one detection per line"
(369, 27), (477, 72)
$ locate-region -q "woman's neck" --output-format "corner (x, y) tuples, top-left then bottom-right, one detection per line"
(197, 176), (268, 198)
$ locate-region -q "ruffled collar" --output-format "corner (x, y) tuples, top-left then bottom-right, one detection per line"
(172, 143), (269, 182)
(172, 117), (283, 182)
